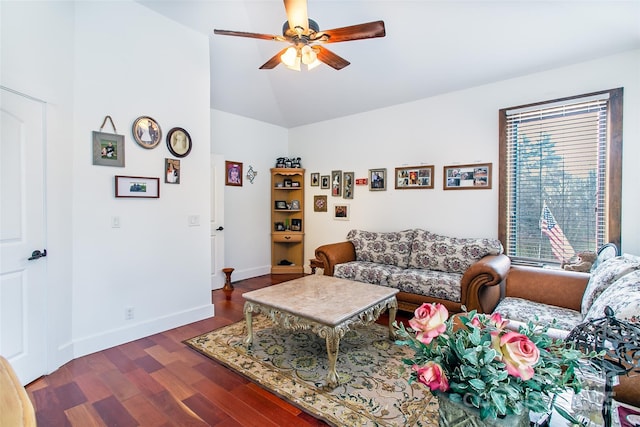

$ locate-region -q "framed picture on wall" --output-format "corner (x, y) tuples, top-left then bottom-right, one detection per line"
(310, 172), (320, 186)
(395, 165), (434, 189)
(331, 170), (342, 197)
(92, 131), (125, 167)
(165, 158), (180, 184)
(225, 161), (243, 186)
(321, 175), (330, 189)
(115, 176), (160, 198)
(443, 163), (492, 190)
(132, 116), (162, 149)
(166, 127), (192, 158)
(369, 168), (386, 191)
(333, 203), (350, 220)
(343, 172), (354, 199)
(314, 195), (327, 212)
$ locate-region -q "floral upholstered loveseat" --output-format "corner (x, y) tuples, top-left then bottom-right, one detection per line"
(493, 254), (640, 406)
(314, 229), (511, 314)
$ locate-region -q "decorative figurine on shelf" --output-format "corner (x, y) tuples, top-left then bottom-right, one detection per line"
(291, 157), (302, 168)
(275, 157), (286, 168)
(275, 157), (302, 169)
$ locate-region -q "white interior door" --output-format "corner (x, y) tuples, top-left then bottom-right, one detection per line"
(0, 87), (48, 384)
(210, 154), (225, 289)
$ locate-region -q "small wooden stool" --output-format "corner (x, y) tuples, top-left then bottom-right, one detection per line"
(222, 267), (234, 291)
(309, 258), (324, 274)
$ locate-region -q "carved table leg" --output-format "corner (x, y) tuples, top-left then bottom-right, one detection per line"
(243, 303), (254, 347)
(388, 299), (398, 339)
(325, 332), (341, 388)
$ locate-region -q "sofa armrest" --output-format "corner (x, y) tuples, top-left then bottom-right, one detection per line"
(315, 241), (356, 276)
(505, 266), (590, 312)
(460, 254), (511, 313)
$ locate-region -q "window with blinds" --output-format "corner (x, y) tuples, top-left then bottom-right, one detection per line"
(498, 88), (622, 265)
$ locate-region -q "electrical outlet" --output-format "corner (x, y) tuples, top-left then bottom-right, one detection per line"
(125, 307), (134, 320)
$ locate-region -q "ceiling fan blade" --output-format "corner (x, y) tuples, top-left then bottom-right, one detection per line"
(259, 48), (289, 69)
(314, 20), (385, 43)
(315, 47), (350, 70)
(214, 29), (285, 42)
(283, 0), (309, 33)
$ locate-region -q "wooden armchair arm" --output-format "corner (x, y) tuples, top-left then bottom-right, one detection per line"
(461, 254), (511, 313)
(315, 241), (356, 276)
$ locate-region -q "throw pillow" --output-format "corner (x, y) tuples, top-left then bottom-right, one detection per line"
(585, 269), (640, 323)
(580, 255), (640, 315)
(346, 229), (415, 268)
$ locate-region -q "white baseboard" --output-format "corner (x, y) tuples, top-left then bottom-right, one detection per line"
(71, 303), (214, 359)
(230, 265), (271, 282)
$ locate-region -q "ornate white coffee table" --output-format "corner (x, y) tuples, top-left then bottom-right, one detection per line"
(242, 275), (399, 388)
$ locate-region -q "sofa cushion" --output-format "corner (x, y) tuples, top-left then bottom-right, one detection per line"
(346, 229), (416, 268)
(334, 261), (404, 286)
(494, 297), (584, 331)
(407, 229), (503, 274)
(580, 255), (640, 315)
(585, 269), (640, 323)
(386, 269), (463, 302)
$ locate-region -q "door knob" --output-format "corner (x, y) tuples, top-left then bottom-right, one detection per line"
(216, 226), (224, 231)
(28, 249), (47, 260)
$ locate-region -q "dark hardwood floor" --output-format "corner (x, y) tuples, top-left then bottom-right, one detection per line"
(25, 274), (410, 426)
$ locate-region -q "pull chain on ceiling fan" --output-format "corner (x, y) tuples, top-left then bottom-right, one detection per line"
(213, 0), (386, 71)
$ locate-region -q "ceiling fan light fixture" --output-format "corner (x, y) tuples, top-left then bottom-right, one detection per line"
(281, 46), (299, 67)
(300, 45), (317, 65)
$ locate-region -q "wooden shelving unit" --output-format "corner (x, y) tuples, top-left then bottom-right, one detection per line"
(271, 168), (304, 274)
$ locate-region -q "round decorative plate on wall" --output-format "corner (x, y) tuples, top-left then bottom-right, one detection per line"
(132, 116), (162, 149)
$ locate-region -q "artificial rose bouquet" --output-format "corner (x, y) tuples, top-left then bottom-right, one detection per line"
(395, 303), (599, 421)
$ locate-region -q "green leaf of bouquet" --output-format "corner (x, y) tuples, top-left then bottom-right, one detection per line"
(489, 391), (507, 414)
(469, 379), (486, 391)
(463, 349), (478, 365)
(469, 327), (481, 345)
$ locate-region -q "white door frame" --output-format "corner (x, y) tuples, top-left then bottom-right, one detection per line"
(210, 154), (225, 289)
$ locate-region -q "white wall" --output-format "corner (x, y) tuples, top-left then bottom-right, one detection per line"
(71, 2), (213, 356)
(211, 110), (288, 280)
(291, 50), (640, 267)
(2, 0), (213, 370)
(1, 0), (76, 371)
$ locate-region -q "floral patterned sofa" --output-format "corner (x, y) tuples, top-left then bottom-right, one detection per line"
(493, 254), (640, 406)
(314, 229), (511, 314)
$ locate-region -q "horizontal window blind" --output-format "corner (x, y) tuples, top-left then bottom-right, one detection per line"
(503, 95), (608, 264)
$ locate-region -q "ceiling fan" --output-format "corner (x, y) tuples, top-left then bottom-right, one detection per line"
(213, 0), (386, 71)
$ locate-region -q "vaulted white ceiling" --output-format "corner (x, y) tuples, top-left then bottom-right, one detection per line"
(138, 1), (640, 128)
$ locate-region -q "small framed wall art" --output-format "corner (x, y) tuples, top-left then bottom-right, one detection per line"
(166, 127), (192, 157)
(321, 175), (330, 189)
(443, 163), (492, 190)
(310, 172), (320, 186)
(333, 203), (350, 220)
(165, 158), (180, 184)
(132, 116), (162, 149)
(314, 195), (327, 212)
(331, 170), (342, 197)
(225, 161), (243, 186)
(369, 168), (386, 191)
(93, 131), (125, 167)
(343, 172), (354, 199)
(115, 175), (160, 198)
(395, 165), (434, 189)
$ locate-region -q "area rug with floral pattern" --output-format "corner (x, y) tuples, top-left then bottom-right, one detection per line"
(185, 315), (439, 426)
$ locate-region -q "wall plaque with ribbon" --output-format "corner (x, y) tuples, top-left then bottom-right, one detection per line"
(92, 115), (125, 167)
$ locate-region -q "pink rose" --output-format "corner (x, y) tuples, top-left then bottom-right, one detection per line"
(489, 312), (508, 329)
(409, 303), (448, 344)
(412, 362), (450, 392)
(491, 331), (540, 380)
